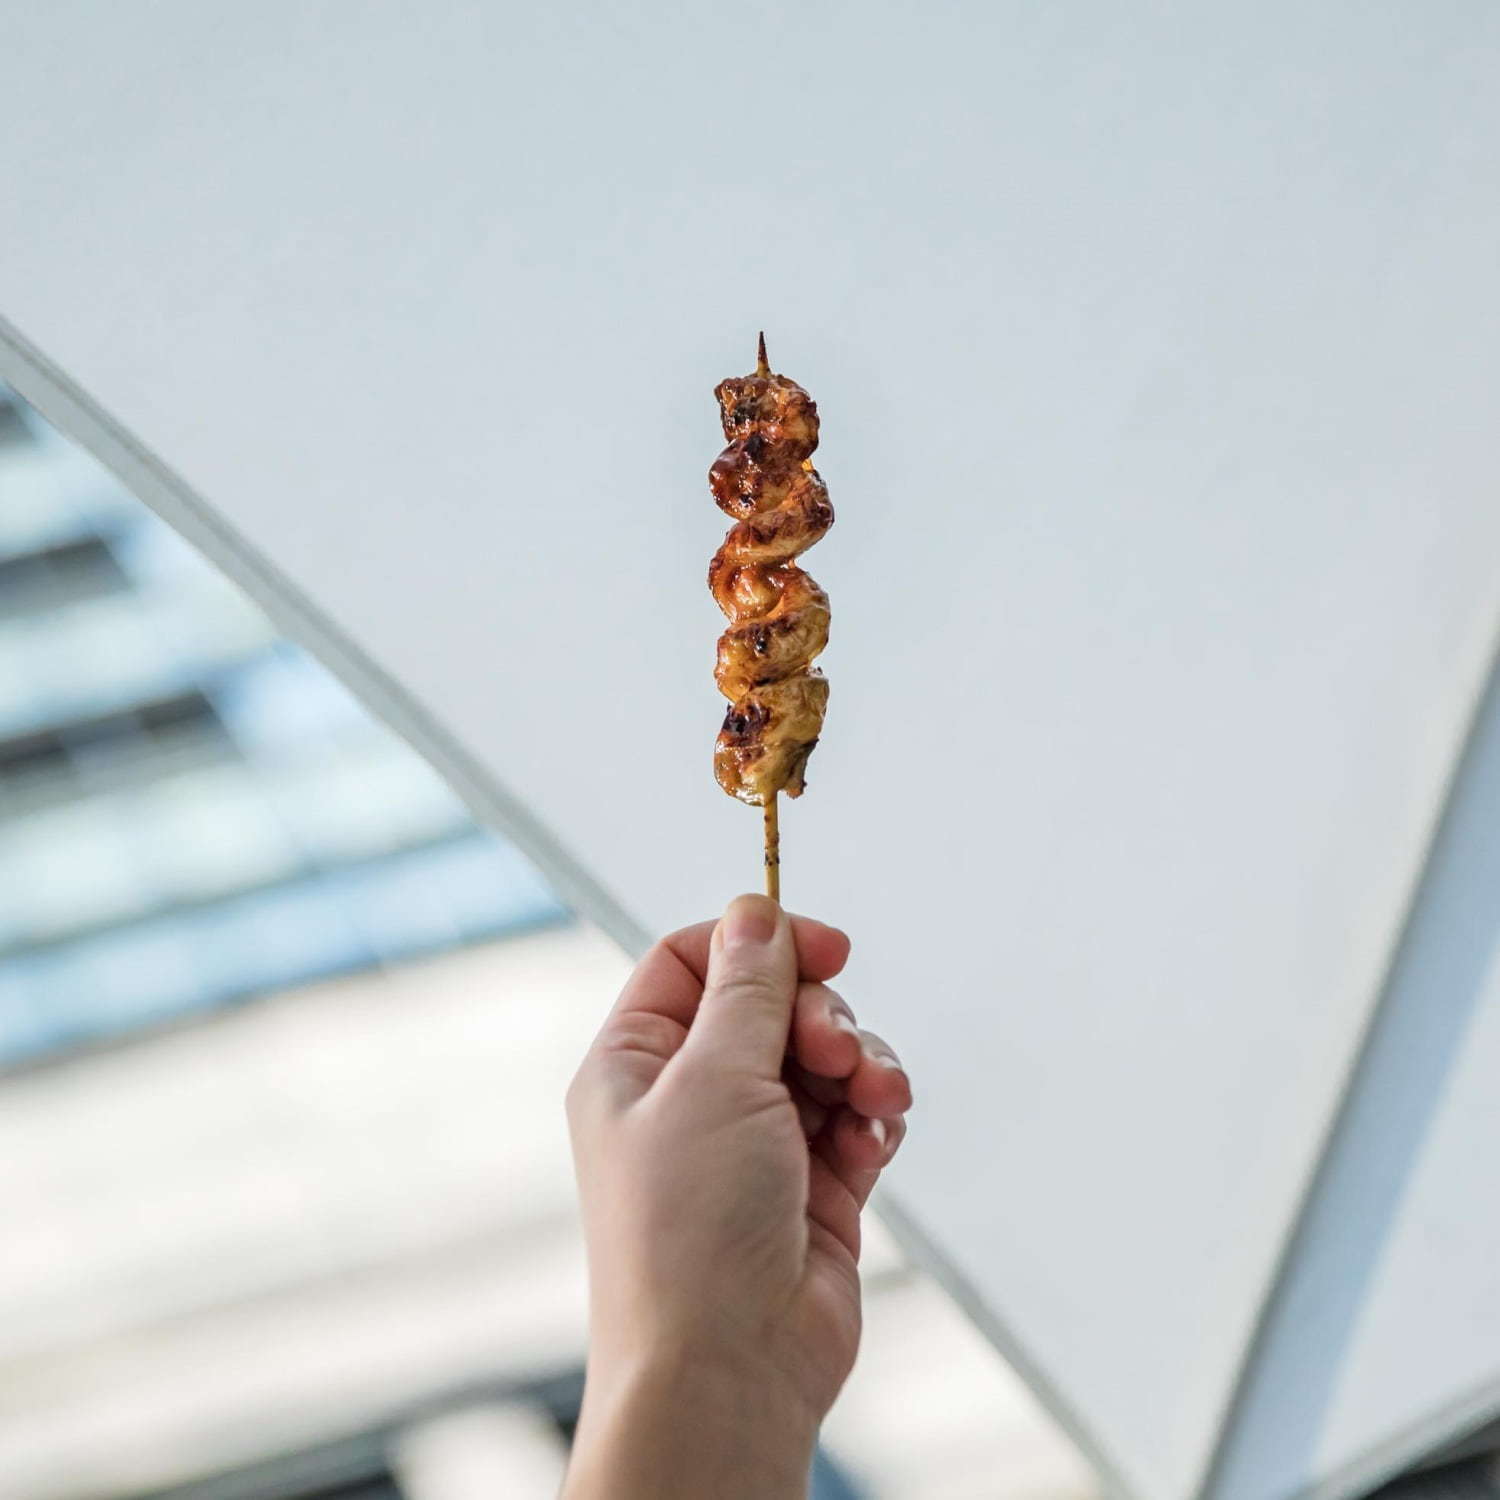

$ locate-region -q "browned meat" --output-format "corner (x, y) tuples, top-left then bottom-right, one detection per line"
(708, 339), (833, 805)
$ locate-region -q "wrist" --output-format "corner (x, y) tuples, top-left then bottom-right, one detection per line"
(565, 1342), (819, 1500)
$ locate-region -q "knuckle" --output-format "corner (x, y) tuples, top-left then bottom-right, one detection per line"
(709, 966), (785, 1008)
(794, 979), (832, 1013)
(858, 1027), (903, 1069)
(640, 936), (677, 971)
(596, 1010), (685, 1061)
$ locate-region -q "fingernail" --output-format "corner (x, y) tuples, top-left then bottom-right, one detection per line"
(862, 1117), (888, 1149)
(866, 1044), (904, 1071)
(830, 1007), (858, 1035)
(720, 893), (780, 949)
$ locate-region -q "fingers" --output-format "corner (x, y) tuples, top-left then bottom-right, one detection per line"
(789, 997), (910, 1233)
(805, 1108), (908, 1263)
(785, 1057), (846, 1109)
(793, 1004), (911, 1238)
(818, 1106), (907, 1209)
(806, 1152), (862, 1263)
(599, 908), (848, 1035)
(567, 1007), (691, 1120)
(845, 1028), (914, 1119)
(576, 902), (853, 1114)
(784, 1068), (833, 1139)
(790, 983), (862, 1081)
(655, 911), (850, 991)
(787, 986), (913, 1120)
(570, 935), (701, 1116)
(678, 894), (799, 1077)
(606, 935), (708, 1029)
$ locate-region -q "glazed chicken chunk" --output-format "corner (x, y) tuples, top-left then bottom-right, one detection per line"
(708, 339), (833, 806)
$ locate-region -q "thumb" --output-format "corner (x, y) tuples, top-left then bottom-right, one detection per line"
(681, 893), (798, 1077)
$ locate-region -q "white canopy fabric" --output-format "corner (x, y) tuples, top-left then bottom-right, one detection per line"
(4, 7), (1500, 1500)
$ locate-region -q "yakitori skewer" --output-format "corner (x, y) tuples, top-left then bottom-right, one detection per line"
(707, 334), (834, 901)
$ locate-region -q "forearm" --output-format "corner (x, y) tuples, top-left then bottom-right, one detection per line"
(563, 1349), (818, 1500)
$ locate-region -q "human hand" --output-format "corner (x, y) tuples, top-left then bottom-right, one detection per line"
(563, 894), (912, 1499)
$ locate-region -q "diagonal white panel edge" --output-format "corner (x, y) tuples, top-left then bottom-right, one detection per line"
(0, 316), (653, 964)
(5, 6), (1500, 1498)
(1205, 640), (1500, 1500)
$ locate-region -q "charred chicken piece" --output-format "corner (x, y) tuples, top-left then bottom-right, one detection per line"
(709, 339), (833, 806)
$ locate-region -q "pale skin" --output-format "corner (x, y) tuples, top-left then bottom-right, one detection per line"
(563, 893), (914, 1499)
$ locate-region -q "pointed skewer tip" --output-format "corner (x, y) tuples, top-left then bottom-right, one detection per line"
(755, 331), (769, 377)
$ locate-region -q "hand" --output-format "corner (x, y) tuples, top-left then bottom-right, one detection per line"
(563, 894), (913, 1499)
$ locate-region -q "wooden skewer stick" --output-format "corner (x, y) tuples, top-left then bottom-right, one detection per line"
(764, 792), (781, 903)
(755, 330), (780, 901)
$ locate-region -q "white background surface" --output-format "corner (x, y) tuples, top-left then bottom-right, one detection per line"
(1208, 667), (1500, 1500)
(4, 5), (1500, 1499)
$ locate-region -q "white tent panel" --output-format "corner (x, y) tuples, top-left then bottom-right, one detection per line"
(1209, 666), (1500, 1500)
(4, 6), (1500, 1500)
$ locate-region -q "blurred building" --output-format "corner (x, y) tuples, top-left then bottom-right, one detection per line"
(0, 383), (1096, 1500)
(0, 384), (565, 1066)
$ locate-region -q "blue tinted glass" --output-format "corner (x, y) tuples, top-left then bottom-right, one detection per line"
(0, 389), (572, 1068)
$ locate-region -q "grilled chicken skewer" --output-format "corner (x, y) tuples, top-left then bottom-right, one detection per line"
(708, 334), (834, 899)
